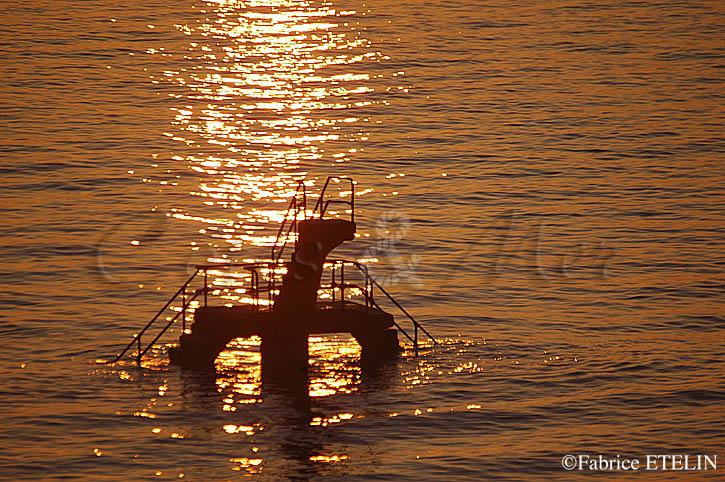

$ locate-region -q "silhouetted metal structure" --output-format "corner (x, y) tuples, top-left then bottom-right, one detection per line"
(112, 177), (436, 378)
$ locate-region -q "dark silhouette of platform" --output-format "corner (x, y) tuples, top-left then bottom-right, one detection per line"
(112, 177), (436, 381)
(169, 301), (401, 370)
(169, 212), (402, 379)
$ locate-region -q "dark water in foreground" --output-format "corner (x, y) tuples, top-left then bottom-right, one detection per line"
(1, 0), (724, 480)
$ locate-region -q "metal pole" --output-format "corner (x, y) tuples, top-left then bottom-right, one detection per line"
(350, 180), (355, 223)
(270, 270), (274, 303)
(182, 285), (186, 333)
(364, 269), (370, 309)
(292, 198), (297, 252)
(340, 262), (345, 307)
(252, 270), (259, 313)
(204, 270), (208, 307)
(365, 277), (370, 310)
(414, 325), (419, 356)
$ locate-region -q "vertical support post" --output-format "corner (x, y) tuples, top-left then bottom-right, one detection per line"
(252, 270), (258, 313)
(365, 269), (371, 310)
(292, 198), (298, 253)
(365, 276), (370, 310)
(414, 324), (419, 356)
(371, 280), (375, 305)
(331, 264), (336, 304)
(340, 262), (345, 307)
(204, 270), (208, 307)
(350, 180), (355, 223)
(270, 272), (274, 307)
(137, 335), (141, 366)
(182, 285), (186, 333)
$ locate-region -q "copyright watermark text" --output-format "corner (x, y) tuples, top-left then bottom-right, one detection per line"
(561, 454), (717, 472)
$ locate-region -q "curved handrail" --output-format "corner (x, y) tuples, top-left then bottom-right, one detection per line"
(313, 176), (355, 222)
(324, 259), (438, 347)
(271, 181), (307, 263)
(271, 177), (355, 266)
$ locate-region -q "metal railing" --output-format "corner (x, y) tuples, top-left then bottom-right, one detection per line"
(321, 259), (438, 352)
(271, 181), (307, 263)
(111, 177), (435, 365)
(110, 269), (201, 365)
(270, 176), (356, 264)
(313, 176), (355, 222)
(112, 259), (436, 365)
(111, 262), (280, 366)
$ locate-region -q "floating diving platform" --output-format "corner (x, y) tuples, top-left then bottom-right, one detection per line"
(112, 177), (436, 379)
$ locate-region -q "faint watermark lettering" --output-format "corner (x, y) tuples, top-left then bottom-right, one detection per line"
(364, 210), (422, 289)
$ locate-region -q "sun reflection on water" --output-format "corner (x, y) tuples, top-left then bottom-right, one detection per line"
(139, 0), (389, 316)
(229, 456), (263, 475)
(214, 334), (362, 401)
(215, 336), (263, 406)
(211, 334), (362, 474)
(154, 0), (383, 270)
(308, 334), (361, 397)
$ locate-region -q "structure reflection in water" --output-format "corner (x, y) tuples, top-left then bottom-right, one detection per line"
(166, 334), (366, 477)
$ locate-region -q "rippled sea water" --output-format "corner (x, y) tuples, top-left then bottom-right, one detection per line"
(1, 1), (724, 480)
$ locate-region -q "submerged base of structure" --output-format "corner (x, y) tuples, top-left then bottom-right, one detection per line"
(168, 301), (401, 376)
